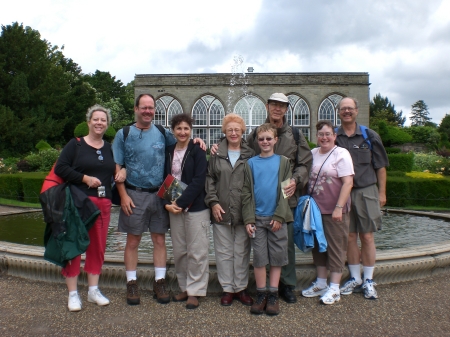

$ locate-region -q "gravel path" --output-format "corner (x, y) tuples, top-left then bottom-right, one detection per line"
(1, 271), (450, 337)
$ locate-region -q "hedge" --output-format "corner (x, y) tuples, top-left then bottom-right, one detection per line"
(0, 173), (46, 203)
(386, 176), (450, 208)
(387, 153), (414, 172)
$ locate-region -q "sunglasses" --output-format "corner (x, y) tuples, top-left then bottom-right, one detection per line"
(257, 137), (274, 142)
(96, 150), (104, 162)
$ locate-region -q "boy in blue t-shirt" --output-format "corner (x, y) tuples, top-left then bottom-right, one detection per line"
(242, 123), (293, 316)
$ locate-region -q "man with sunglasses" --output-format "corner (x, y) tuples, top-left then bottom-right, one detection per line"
(246, 93), (312, 303)
(335, 97), (389, 300)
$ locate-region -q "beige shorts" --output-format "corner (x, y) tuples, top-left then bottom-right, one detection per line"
(349, 184), (382, 233)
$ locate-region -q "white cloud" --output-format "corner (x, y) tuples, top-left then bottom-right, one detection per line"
(1, 0), (449, 124)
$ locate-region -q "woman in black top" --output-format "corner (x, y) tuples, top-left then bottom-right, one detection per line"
(55, 104), (119, 312)
(163, 114), (210, 309)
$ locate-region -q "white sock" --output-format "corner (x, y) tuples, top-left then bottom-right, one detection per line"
(348, 264), (362, 283)
(155, 267), (166, 281)
(363, 266), (375, 280)
(316, 278), (327, 288)
(89, 286), (98, 293)
(69, 290), (78, 296)
(330, 283), (340, 292)
(126, 270), (137, 282)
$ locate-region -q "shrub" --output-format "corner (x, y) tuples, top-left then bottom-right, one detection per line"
(104, 126), (117, 143)
(16, 159), (31, 172)
(73, 122), (116, 142)
(24, 153), (43, 171)
(406, 172), (444, 179)
(35, 140), (52, 151)
(38, 148), (60, 171)
(387, 153), (414, 172)
(413, 153), (450, 176)
(387, 171), (406, 177)
(379, 123), (412, 147)
(386, 175), (450, 208)
(0, 157), (19, 173)
(385, 147), (401, 154)
(308, 141), (317, 150)
(74, 122), (89, 137)
(405, 126), (441, 149)
(436, 147), (450, 158)
(0, 174), (23, 200)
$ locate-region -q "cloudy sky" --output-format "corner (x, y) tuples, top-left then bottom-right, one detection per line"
(2, 0), (449, 124)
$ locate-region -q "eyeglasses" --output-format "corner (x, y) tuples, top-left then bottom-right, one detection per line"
(258, 137), (274, 142)
(139, 106), (155, 111)
(226, 128), (241, 134)
(339, 107), (356, 112)
(268, 102), (288, 109)
(317, 132), (334, 138)
(96, 150), (104, 162)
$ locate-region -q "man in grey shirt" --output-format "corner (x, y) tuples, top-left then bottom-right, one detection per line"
(335, 97), (389, 300)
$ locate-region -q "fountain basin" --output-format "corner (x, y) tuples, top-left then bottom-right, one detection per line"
(1, 208), (450, 293)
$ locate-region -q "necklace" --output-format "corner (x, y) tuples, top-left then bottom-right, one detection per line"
(134, 124), (150, 139)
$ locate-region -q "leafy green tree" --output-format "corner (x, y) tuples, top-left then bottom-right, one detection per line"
(0, 22), (96, 155)
(405, 126), (441, 150)
(370, 94), (405, 126)
(410, 100), (431, 126)
(83, 71), (134, 129)
(377, 121), (412, 147)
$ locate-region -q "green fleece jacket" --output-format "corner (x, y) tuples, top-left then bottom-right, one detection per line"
(241, 154), (294, 225)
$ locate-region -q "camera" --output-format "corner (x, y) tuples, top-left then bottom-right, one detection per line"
(97, 186), (106, 198)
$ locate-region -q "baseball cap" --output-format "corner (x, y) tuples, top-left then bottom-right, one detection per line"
(268, 93), (289, 103)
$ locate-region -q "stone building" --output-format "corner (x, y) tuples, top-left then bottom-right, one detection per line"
(134, 72), (370, 147)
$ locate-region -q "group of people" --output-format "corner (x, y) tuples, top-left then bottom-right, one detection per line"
(53, 92), (388, 316)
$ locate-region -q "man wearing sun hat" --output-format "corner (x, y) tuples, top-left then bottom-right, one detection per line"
(246, 93), (312, 304)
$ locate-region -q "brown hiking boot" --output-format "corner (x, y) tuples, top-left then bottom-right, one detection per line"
(173, 291), (188, 302)
(153, 278), (170, 304)
(250, 291), (267, 315)
(265, 291), (280, 315)
(126, 280), (140, 305)
(186, 296), (199, 309)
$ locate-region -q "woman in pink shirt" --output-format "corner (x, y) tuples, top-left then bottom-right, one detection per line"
(301, 120), (354, 305)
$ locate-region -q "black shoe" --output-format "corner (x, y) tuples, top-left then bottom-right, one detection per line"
(279, 284), (297, 303)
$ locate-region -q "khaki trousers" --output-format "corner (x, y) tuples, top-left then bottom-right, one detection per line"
(213, 224), (251, 293)
(169, 209), (210, 296)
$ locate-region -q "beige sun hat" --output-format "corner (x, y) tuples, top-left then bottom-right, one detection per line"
(268, 93), (289, 103)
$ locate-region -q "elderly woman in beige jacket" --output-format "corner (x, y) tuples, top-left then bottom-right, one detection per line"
(205, 113), (255, 307)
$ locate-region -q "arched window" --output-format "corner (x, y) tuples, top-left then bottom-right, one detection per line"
(287, 94), (311, 141)
(318, 94), (343, 126)
(191, 95), (225, 147)
(234, 94), (266, 138)
(155, 95), (184, 126)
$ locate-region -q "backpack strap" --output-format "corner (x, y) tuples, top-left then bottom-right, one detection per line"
(335, 125), (373, 151)
(359, 125), (373, 150)
(122, 123), (165, 142)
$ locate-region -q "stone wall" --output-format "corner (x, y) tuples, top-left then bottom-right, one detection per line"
(134, 72), (370, 139)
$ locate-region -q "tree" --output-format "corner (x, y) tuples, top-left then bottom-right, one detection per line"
(0, 22), (96, 155)
(83, 71), (134, 129)
(437, 114), (450, 149)
(410, 100), (431, 126)
(370, 93), (406, 127)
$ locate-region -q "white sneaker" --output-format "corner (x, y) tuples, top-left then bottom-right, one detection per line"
(363, 279), (378, 299)
(301, 282), (327, 298)
(68, 293), (82, 312)
(340, 277), (363, 295)
(88, 289), (110, 306)
(320, 288), (341, 305)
